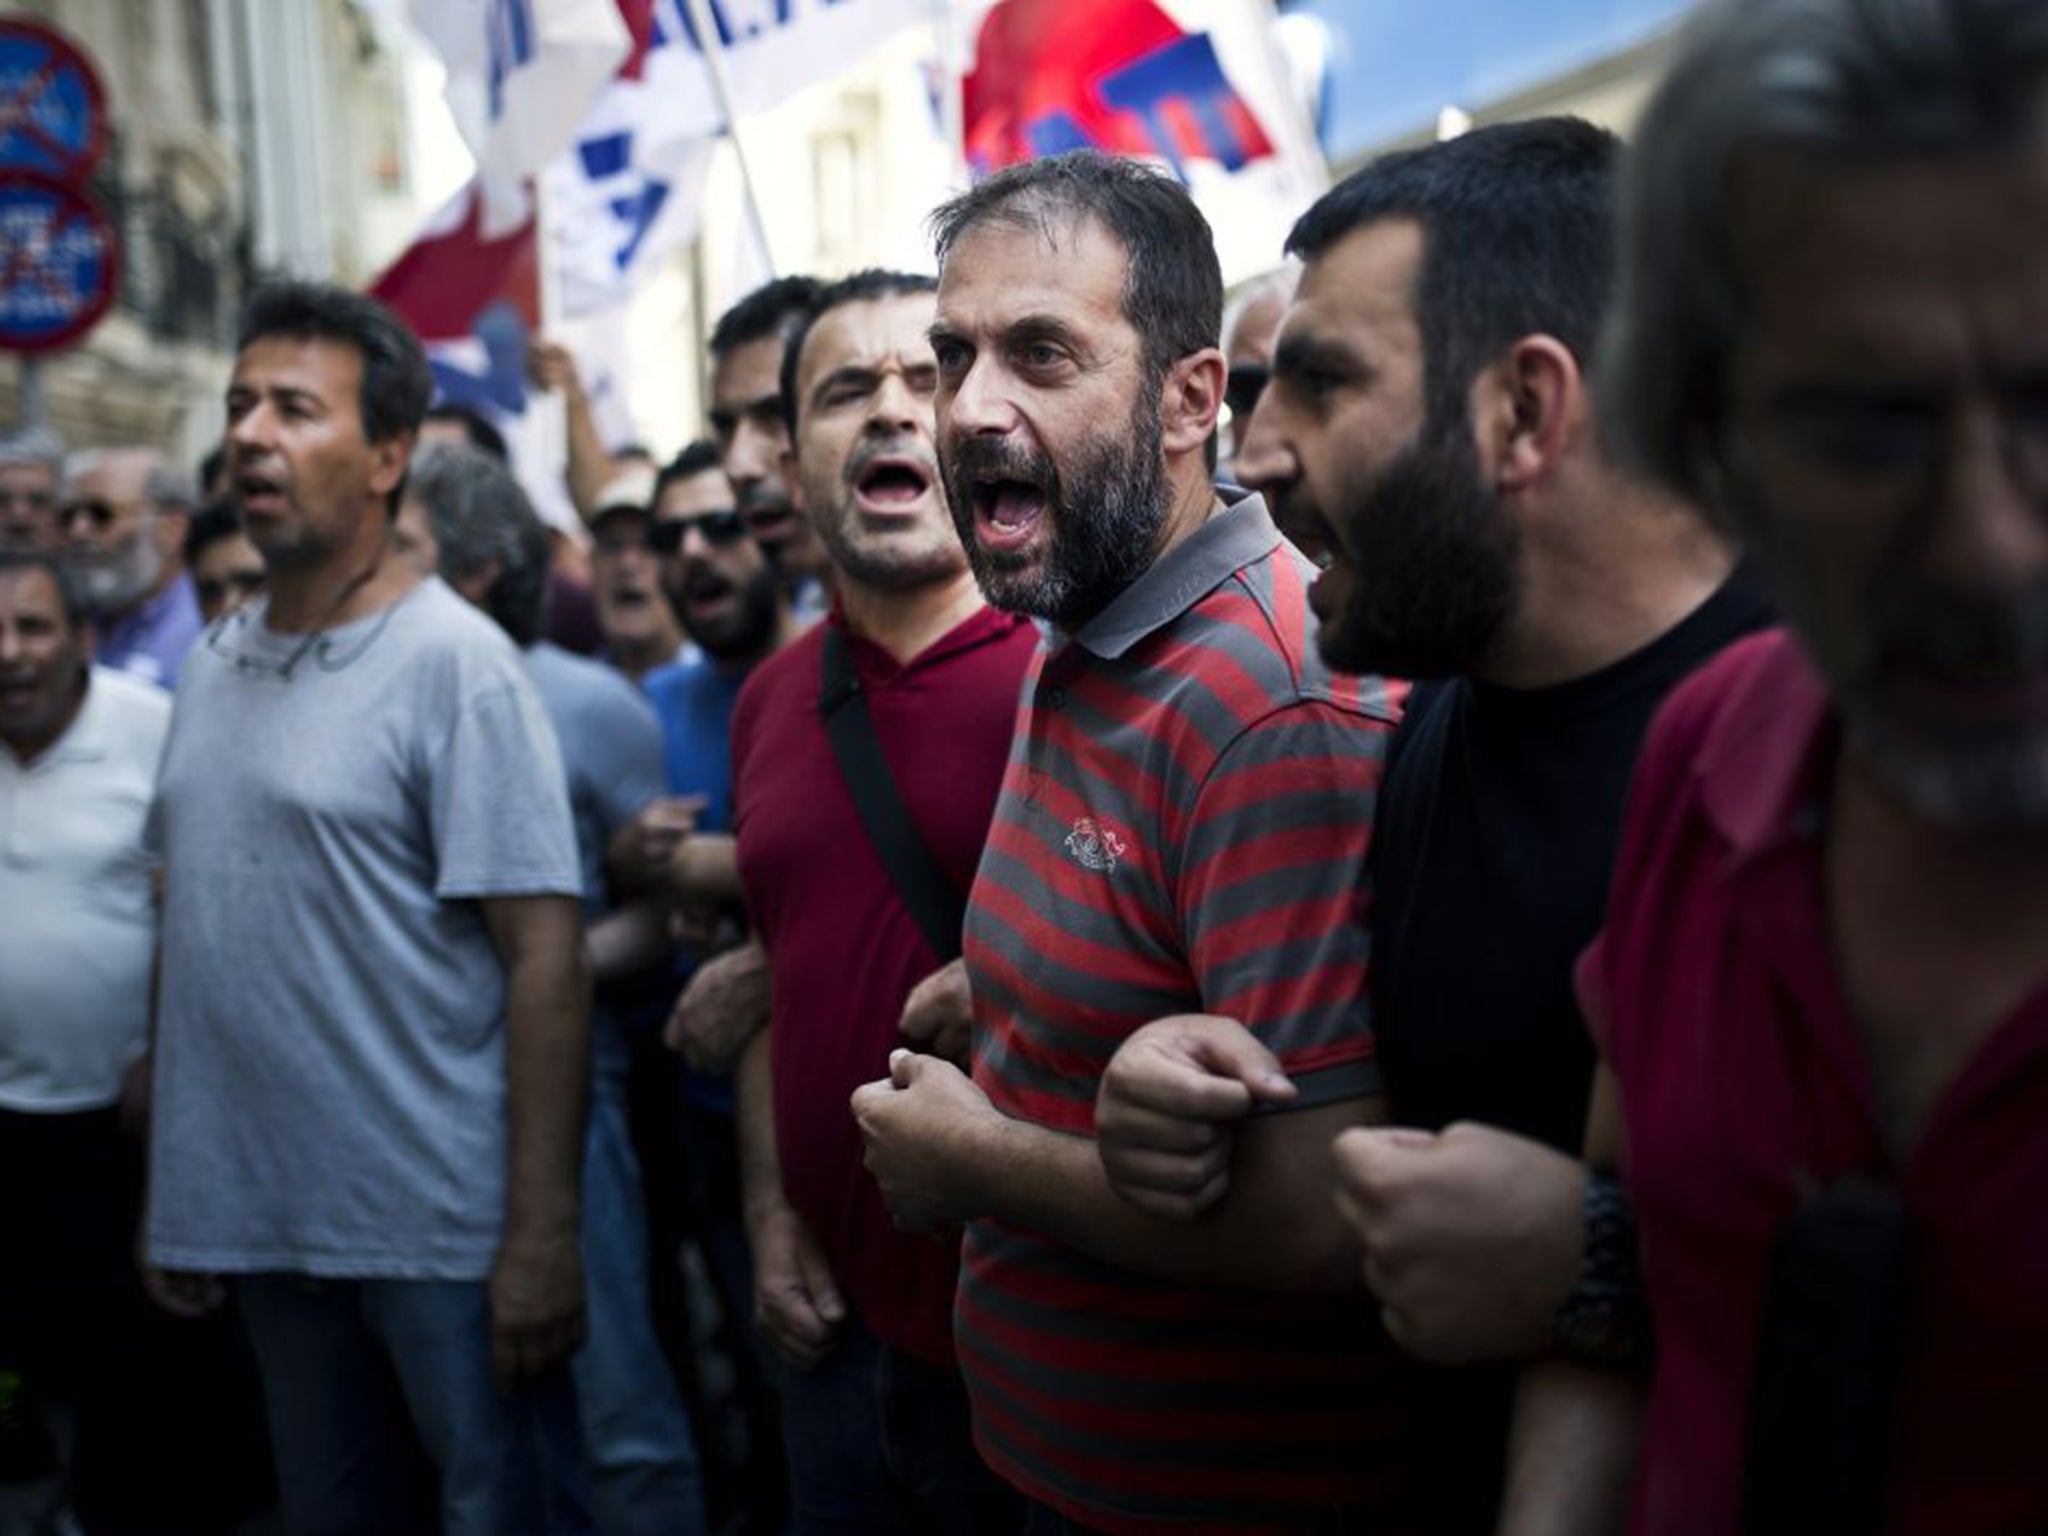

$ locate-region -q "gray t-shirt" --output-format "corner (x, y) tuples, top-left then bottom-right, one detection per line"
(146, 578), (580, 1281)
(521, 640), (667, 918)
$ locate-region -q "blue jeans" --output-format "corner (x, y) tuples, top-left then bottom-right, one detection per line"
(574, 1012), (707, 1535)
(238, 1274), (594, 1536)
(779, 1313), (1022, 1535)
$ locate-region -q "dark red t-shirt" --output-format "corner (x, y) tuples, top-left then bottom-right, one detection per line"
(1579, 629), (2048, 1535)
(732, 604), (1038, 1366)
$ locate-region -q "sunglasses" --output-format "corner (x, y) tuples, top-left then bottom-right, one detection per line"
(649, 509), (749, 554)
(59, 498), (126, 531)
(1225, 364), (1269, 421)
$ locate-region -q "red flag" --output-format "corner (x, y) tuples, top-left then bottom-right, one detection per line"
(369, 184), (539, 344)
(963, 0), (1276, 177)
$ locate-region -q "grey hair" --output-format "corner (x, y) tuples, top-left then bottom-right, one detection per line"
(0, 426), (64, 474)
(1602, 0), (2048, 499)
(1221, 267), (1296, 352)
(407, 442), (552, 647)
(57, 447), (193, 516)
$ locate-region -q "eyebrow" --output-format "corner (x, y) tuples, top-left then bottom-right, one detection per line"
(1272, 331), (1361, 382)
(810, 364), (880, 404)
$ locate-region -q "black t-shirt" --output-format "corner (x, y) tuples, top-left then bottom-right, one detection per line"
(1372, 571), (1776, 1148)
(1368, 572), (1774, 1535)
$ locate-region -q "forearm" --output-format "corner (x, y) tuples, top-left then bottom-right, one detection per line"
(502, 942), (591, 1234)
(1497, 1358), (1641, 1536)
(564, 391), (611, 520)
(965, 1101), (1369, 1294)
(586, 899), (670, 984)
(735, 1024), (786, 1230)
(673, 834), (744, 907)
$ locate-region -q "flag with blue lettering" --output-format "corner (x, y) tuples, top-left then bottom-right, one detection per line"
(367, 0), (632, 236)
(542, 0), (934, 316)
(960, 0), (1327, 282)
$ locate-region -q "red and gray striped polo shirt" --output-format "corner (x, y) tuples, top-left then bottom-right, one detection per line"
(960, 495), (1411, 1533)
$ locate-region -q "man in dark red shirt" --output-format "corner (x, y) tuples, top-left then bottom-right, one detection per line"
(729, 270), (1035, 1533)
(1506, 1), (2048, 1531)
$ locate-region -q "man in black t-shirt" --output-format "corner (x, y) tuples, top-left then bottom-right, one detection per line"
(1092, 119), (1770, 1530)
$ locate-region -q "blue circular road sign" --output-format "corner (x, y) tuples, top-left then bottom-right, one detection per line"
(0, 20), (109, 182)
(0, 172), (119, 353)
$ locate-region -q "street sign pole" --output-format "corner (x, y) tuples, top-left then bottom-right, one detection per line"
(18, 353), (41, 428)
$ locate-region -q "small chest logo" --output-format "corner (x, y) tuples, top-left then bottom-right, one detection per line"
(1064, 816), (1129, 873)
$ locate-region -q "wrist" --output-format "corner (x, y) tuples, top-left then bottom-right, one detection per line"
(1549, 1171), (1652, 1373)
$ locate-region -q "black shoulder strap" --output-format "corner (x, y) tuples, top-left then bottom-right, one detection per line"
(818, 626), (965, 962)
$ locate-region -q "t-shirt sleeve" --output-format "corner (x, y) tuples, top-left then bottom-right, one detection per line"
(587, 685), (668, 839)
(1177, 700), (1390, 1108)
(431, 676), (581, 900)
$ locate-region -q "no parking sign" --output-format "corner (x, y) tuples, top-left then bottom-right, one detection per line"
(0, 19), (115, 357)
(0, 172), (118, 352)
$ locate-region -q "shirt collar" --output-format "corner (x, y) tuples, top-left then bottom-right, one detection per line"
(1072, 492), (1282, 661)
(102, 573), (197, 648)
(830, 598), (1034, 675)
(1695, 628), (1836, 861)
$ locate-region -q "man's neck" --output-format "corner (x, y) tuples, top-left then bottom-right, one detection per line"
(839, 569), (986, 666)
(1150, 469), (1223, 567)
(266, 537), (413, 635)
(1480, 487), (1737, 690)
(612, 622), (684, 681)
(106, 566), (182, 630)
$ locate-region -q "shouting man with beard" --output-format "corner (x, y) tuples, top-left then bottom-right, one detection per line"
(727, 269), (1038, 1532)
(1089, 120), (1770, 1532)
(58, 448), (203, 690)
(848, 155), (1406, 1534)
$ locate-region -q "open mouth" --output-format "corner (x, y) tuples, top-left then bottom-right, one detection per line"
(237, 468), (287, 517)
(970, 476), (1048, 553)
(681, 567), (735, 615)
(607, 581), (652, 610)
(853, 455), (935, 515)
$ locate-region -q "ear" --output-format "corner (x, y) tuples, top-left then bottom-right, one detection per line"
(1160, 346), (1227, 459)
(1471, 336), (1584, 494)
(369, 429), (413, 504)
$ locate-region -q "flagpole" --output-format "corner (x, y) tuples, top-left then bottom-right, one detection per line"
(935, 0), (967, 187)
(680, 0), (778, 277)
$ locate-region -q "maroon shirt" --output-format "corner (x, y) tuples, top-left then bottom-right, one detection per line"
(1579, 629), (2048, 1535)
(732, 604), (1038, 1366)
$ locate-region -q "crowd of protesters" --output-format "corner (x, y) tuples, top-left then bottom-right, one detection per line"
(3, 0), (2047, 1532)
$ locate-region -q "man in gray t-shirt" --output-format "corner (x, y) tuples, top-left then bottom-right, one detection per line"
(145, 282), (593, 1536)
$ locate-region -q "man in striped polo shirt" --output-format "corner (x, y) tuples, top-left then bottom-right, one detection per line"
(852, 153), (1410, 1532)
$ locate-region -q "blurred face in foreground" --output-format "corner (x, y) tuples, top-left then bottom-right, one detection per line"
(1719, 142), (2048, 828)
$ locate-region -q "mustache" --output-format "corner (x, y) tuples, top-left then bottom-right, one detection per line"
(847, 435), (939, 482)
